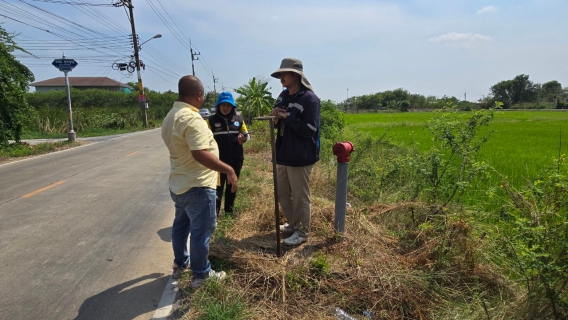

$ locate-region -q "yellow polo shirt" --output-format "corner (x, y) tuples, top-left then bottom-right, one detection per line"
(161, 101), (219, 194)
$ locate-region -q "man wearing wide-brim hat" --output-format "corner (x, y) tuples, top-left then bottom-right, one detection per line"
(270, 57), (321, 246)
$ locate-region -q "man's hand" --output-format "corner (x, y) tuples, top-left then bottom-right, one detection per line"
(270, 107), (285, 117)
(226, 170), (238, 192)
(191, 150), (239, 192)
(270, 107), (286, 124)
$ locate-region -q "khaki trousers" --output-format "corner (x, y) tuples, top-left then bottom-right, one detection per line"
(276, 164), (313, 238)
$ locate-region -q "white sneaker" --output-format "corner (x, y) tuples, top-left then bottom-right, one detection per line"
(279, 223), (294, 233)
(283, 232), (307, 246)
(191, 269), (227, 289)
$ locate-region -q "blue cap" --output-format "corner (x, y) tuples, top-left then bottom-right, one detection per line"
(215, 91), (237, 108)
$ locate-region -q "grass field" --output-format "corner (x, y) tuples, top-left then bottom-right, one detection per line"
(174, 111), (568, 319)
(341, 111), (568, 189)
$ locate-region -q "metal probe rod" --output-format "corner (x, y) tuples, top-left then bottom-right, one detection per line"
(255, 116), (282, 257)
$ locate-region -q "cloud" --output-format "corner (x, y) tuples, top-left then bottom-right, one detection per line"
(429, 32), (492, 48)
(477, 6), (497, 14)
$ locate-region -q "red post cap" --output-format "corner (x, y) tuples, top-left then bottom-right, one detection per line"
(332, 141), (354, 163)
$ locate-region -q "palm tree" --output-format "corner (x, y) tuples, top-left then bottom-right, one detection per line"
(235, 77), (275, 124)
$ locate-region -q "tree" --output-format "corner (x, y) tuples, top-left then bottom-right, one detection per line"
(398, 100), (410, 112)
(0, 26), (35, 144)
(540, 80), (562, 103)
(204, 91), (216, 109)
(490, 74), (539, 108)
(235, 77), (274, 124)
(409, 93), (427, 109)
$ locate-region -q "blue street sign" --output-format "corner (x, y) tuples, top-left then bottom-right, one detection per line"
(52, 58), (78, 72)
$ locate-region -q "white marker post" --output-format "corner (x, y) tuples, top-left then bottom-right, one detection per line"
(51, 53), (78, 142)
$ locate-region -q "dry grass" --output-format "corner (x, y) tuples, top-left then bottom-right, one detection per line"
(179, 145), (515, 320)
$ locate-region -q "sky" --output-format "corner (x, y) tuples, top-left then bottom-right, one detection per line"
(2, 0), (567, 104)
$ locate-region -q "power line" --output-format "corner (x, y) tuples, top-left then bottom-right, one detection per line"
(69, 0), (130, 36)
(144, 0), (190, 51)
(4, 0), (203, 90)
(0, 1), (130, 55)
(18, 0), (114, 38)
(154, 0), (189, 42)
(137, 0), (221, 85)
(28, 0), (114, 6)
(145, 65), (177, 85)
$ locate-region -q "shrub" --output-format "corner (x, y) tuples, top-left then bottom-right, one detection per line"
(22, 89), (177, 136)
(319, 99), (344, 140)
(490, 156), (568, 319)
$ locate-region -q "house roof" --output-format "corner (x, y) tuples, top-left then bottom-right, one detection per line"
(30, 77), (130, 88)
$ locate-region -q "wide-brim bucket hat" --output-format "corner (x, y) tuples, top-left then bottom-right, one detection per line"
(271, 57), (313, 92)
(215, 91), (237, 108)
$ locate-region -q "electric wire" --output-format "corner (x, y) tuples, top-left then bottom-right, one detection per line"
(4, 0), (200, 90)
(28, 0), (114, 6)
(143, 44), (189, 73)
(145, 65), (177, 85)
(0, 1), (130, 55)
(67, 0), (130, 37)
(17, 0), (114, 38)
(148, 0), (215, 80)
(144, 0), (190, 51)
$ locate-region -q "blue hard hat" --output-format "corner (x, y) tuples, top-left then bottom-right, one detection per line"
(215, 91), (237, 108)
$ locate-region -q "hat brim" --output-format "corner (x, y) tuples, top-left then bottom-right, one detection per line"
(215, 99), (237, 108)
(271, 68), (302, 78)
(271, 68), (314, 92)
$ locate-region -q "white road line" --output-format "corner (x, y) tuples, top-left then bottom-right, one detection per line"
(0, 129), (160, 167)
(152, 276), (178, 319)
(0, 141), (97, 167)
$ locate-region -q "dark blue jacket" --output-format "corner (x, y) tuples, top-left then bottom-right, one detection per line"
(273, 88), (320, 167)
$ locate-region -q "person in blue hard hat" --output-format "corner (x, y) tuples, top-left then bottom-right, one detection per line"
(207, 92), (250, 216)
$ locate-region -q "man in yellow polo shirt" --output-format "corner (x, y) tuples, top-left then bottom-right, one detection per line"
(161, 75), (238, 289)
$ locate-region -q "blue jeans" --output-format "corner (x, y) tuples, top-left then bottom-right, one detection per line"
(170, 187), (217, 279)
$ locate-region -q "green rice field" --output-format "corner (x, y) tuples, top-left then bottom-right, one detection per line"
(341, 110), (568, 189)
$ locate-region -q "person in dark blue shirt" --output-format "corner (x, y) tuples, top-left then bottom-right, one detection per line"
(270, 58), (320, 246)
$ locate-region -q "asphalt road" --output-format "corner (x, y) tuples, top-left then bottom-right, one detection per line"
(0, 129), (176, 320)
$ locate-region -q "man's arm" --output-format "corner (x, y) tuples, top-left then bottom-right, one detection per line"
(191, 150), (238, 192)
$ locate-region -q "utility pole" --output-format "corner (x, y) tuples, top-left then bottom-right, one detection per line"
(189, 38), (200, 76)
(122, 0), (147, 127)
(346, 88), (349, 112)
(190, 47), (200, 77)
(464, 92), (467, 101)
(212, 72), (219, 101)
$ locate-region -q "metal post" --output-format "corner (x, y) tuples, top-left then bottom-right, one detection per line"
(269, 120), (281, 257)
(334, 162), (349, 234)
(332, 142), (354, 238)
(256, 116), (282, 257)
(126, 0), (148, 127)
(63, 63), (75, 142)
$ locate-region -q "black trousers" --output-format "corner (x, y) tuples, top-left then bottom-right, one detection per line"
(216, 158), (243, 215)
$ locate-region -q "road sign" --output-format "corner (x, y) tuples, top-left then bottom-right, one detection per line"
(52, 58), (78, 72)
(138, 94), (146, 102)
